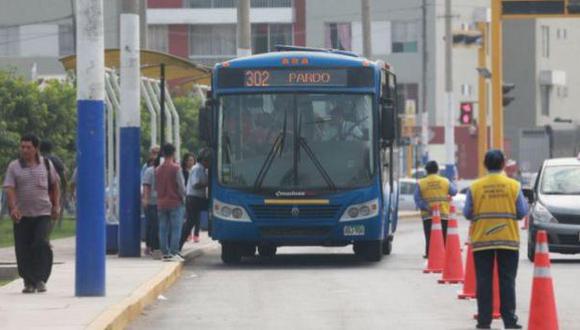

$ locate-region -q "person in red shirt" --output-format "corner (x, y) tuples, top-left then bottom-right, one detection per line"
(155, 144), (186, 262)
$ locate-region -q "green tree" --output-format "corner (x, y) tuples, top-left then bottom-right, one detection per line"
(0, 71), (77, 175)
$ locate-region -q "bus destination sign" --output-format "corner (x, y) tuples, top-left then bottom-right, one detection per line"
(244, 69), (347, 87)
(217, 67), (374, 89)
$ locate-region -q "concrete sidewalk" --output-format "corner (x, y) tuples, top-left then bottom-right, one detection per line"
(0, 233), (218, 330)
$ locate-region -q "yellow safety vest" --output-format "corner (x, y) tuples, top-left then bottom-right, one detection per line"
(418, 174), (451, 220)
(469, 173), (521, 252)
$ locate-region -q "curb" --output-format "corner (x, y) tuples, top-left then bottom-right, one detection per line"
(87, 242), (218, 330)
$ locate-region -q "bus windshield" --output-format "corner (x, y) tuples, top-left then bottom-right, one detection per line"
(218, 93), (375, 193)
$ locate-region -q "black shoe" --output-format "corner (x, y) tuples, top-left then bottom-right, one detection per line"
(22, 285), (36, 294)
(475, 324), (491, 329)
(504, 324), (523, 329)
(36, 281), (47, 293)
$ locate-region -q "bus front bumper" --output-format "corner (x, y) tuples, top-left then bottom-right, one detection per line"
(211, 216), (385, 246)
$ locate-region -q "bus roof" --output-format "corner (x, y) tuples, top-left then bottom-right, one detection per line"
(216, 50), (381, 70)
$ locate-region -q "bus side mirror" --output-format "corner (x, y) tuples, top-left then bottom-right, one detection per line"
(381, 100), (396, 142)
(199, 100), (215, 144)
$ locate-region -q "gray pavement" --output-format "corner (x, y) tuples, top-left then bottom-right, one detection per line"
(130, 216), (580, 330)
(0, 232), (217, 329)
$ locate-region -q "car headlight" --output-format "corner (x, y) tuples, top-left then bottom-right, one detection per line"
(213, 199), (251, 222)
(340, 199), (379, 222)
(532, 203), (558, 224)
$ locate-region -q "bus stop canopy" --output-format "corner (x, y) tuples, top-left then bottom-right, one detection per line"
(59, 49), (211, 86)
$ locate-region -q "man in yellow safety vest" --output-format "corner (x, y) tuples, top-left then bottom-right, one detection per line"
(463, 149), (528, 329)
(413, 160), (457, 258)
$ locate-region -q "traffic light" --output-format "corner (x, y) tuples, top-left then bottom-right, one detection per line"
(459, 102), (474, 125)
(452, 31), (482, 47)
(503, 82), (516, 107)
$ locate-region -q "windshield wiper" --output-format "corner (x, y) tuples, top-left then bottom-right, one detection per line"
(296, 112), (336, 190)
(297, 137), (336, 190)
(253, 107), (288, 190)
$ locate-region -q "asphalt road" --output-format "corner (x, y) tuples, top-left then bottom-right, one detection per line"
(130, 216), (580, 330)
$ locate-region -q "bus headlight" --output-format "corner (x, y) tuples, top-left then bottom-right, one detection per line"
(340, 199), (379, 222)
(213, 199), (251, 222)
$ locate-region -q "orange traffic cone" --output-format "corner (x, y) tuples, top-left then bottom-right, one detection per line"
(423, 204), (445, 274)
(439, 205), (464, 284)
(458, 242), (476, 299)
(528, 230), (559, 330)
(474, 258), (501, 320)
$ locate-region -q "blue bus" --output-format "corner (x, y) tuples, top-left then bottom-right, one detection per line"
(199, 46), (401, 264)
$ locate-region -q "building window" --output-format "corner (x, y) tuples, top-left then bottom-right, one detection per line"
(392, 21), (418, 53)
(190, 24), (236, 65)
(541, 86), (551, 116)
(186, 0), (291, 8)
(252, 23), (292, 54)
(541, 25), (550, 58)
(324, 23), (351, 50)
(0, 26), (19, 57)
(148, 25), (169, 52)
(251, 0), (292, 7)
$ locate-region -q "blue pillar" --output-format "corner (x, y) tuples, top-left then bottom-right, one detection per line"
(118, 127), (141, 256)
(118, 12), (142, 257)
(75, 0), (106, 297)
(76, 101), (106, 296)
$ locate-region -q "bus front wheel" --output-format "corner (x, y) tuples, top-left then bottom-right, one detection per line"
(354, 241), (383, 262)
(221, 242), (242, 264)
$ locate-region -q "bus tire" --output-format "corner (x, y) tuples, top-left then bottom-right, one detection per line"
(221, 242), (242, 264)
(362, 240), (383, 262)
(382, 235), (393, 255)
(258, 245), (277, 258)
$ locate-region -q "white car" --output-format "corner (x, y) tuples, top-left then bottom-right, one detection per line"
(398, 178), (418, 211)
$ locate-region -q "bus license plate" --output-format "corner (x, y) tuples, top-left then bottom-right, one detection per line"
(344, 225), (365, 236)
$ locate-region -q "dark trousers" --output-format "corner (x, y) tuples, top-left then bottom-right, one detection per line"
(145, 205), (159, 250)
(473, 249), (519, 326)
(13, 216), (53, 286)
(422, 218), (448, 256)
(179, 196), (206, 250)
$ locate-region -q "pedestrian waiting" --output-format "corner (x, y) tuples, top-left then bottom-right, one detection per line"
(180, 148), (211, 249)
(142, 157), (161, 259)
(3, 133), (61, 293)
(463, 149), (528, 329)
(155, 143), (186, 262)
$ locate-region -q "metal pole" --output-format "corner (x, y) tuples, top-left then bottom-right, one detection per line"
(160, 63), (166, 146)
(75, 0), (106, 297)
(140, 80), (157, 147)
(477, 22), (488, 177)
(139, 0), (148, 49)
(444, 0), (456, 180)
(119, 0), (141, 257)
(491, 0), (503, 149)
(421, 0), (428, 163)
(236, 0), (251, 57)
(361, 0), (372, 58)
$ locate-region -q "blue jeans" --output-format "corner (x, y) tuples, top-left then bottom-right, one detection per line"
(158, 206), (184, 256)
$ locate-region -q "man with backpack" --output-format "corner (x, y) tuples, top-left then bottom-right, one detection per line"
(3, 134), (61, 293)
